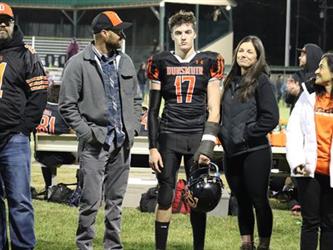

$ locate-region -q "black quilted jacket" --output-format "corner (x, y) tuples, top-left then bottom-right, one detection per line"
(219, 73), (279, 157)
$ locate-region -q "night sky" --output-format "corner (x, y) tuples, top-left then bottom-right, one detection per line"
(232, 0), (332, 65)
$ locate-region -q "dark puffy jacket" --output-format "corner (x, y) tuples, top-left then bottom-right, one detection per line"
(219, 73), (279, 157)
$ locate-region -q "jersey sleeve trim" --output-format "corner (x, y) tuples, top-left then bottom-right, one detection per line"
(147, 56), (160, 81)
(26, 75), (48, 91)
(209, 54), (224, 80)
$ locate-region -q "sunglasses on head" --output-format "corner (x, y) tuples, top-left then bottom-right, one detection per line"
(0, 17), (14, 26)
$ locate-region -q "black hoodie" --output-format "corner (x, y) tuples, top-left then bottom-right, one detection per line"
(299, 43), (323, 84)
(0, 25), (48, 150)
(285, 43), (323, 112)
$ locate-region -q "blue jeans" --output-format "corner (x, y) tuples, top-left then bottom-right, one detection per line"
(0, 133), (35, 250)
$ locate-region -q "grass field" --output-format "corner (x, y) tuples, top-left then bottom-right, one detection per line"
(25, 103), (296, 250)
(29, 164), (301, 250)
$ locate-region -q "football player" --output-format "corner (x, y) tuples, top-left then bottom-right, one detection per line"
(147, 10), (224, 250)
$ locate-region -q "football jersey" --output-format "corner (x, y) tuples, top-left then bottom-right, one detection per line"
(36, 102), (70, 134)
(147, 51), (224, 133)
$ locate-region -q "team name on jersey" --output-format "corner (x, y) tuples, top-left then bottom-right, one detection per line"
(166, 66), (203, 76)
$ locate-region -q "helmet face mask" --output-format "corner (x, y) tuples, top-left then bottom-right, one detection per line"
(185, 162), (223, 213)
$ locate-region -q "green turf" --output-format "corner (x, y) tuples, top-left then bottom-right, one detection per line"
(29, 166), (301, 250)
(28, 102), (296, 250)
(32, 200), (301, 250)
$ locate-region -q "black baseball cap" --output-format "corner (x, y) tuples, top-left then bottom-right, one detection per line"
(91, 11), (132, 34)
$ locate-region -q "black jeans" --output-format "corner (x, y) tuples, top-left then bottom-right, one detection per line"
(224, 147), (273, 237)
(296, 174), (333, 250)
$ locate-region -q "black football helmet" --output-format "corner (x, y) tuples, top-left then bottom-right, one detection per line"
(185, 162), (223, 213)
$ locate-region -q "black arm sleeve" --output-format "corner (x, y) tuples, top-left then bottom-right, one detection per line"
(148, 89), (162, 149)
(20, 50), (48, 135)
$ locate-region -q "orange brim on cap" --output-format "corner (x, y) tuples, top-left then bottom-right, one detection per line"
(0, 2), (14, 18)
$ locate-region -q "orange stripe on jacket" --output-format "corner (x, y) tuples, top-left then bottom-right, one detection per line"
(30, 84), (48, 91)
(26, 75), (48, 84)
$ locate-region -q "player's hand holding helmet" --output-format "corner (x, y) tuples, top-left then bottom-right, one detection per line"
(185, 162), (223, 213)
(193, 121), (219, 163)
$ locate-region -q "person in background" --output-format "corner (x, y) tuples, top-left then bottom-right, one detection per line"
(137, 62), (147, 99)
(282, 44), (323, 218)
(147, 10), (224, 250)
(218, 35), (279, 250)
(284, 44), (323, 112)
(35, 84), (75, 198)
(59, 10), (141, 250)
(66, 37), (80, 62)
(286, 52), (333, 250)
(275, 74), (283, 103)
(284, 73), (301, 112)
(0, 2), (48, 249)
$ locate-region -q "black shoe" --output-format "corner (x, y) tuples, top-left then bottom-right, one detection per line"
(240, 244), (256, 250)
(31, 186), (38, 199)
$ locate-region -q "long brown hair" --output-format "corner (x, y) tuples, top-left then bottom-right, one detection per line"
(223, 35), (270, 101)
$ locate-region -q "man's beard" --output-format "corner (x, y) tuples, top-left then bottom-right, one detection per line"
(0, 33), (12, 46)
(106, 41), (121, 51)
(0, 31), (11, 41)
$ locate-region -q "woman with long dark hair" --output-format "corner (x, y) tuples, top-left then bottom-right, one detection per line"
(286, 53), (333, 250)
(219, 35), (279, 249)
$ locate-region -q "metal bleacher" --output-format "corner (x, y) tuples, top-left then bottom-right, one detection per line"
(23, 36), (90, 84)
(24, 36), (90, 67)
(22, 36), (151, 83)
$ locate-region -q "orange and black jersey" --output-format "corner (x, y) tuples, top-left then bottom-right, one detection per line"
(37, 102), (70, 135)
(0, 26), (47, 150)
(147, 51), (224, 133)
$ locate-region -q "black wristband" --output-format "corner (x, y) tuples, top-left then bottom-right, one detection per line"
(193, 140), (215, 162)
(193, 122), (220, 162)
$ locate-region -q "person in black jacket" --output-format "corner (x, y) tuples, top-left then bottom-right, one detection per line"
(219, 35), (279, 250)
(0, 2), (48, 250)
(137, 62), (147, 99)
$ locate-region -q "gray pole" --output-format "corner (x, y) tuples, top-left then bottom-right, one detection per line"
(195, 4), (199, 50)
(73, 10), (77, 38)
(284, 0), (291, 67)
(159, 1), (165, 52)
(323, 0), (327, 50)
(294, 0), (300, 65)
